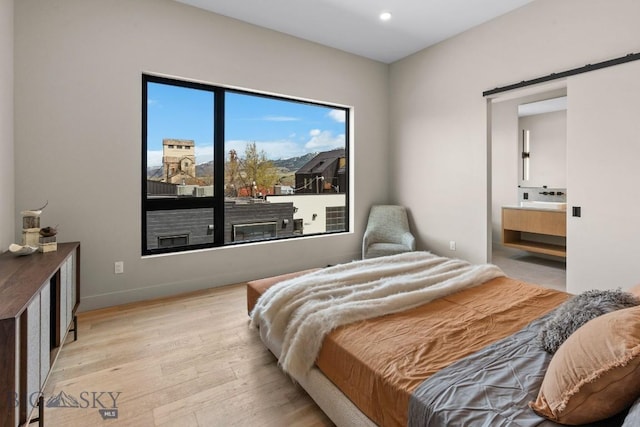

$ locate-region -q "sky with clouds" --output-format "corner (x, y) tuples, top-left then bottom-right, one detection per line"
(146, 82), (346, 167)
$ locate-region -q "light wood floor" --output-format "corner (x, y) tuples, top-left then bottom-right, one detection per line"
(43, 283), (334, 426)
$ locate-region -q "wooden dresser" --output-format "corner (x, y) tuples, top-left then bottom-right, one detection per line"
(0, 242), (80, 427)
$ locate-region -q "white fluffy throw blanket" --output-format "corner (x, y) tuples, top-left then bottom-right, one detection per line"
(250, 251), (504, 378)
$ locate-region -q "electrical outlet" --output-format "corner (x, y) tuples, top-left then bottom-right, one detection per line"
(114, 261), (124, 274)
(449, 241), (456, 251)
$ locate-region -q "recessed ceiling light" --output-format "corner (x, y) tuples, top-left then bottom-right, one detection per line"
(379, 11), (392, 21)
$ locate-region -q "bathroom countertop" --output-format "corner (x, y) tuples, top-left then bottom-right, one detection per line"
(502, 205), (567, 212)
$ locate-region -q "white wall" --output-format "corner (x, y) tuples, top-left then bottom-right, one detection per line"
(389, 0), (640, 264)
(0, 0), (14, 250)
(519, 111), (567, 188)
(14, 0), (389, 310)
(567, 61), (640, 293)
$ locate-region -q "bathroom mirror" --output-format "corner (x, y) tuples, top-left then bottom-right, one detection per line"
(517, 96), (567, 188)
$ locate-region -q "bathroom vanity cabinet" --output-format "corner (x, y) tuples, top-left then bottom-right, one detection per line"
(0, 242), (80, 427)
(502, 207), (566, 257)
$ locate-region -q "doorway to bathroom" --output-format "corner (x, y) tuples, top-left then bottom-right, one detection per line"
(487, 81), (567, 291)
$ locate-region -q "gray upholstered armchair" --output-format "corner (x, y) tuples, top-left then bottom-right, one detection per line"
(362, 205), (416, 259)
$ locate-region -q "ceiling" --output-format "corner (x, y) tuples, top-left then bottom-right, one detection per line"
(518, 96), (568, 117)
(175, 0), (534, 63)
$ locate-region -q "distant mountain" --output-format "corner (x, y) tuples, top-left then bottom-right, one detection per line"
(196, 161), (213, 177)
(147, 152), (317, 180)
(147, 166), (163, 180)
(271, 152), (317, 171)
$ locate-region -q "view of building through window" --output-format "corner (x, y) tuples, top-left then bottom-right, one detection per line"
(143, 75), (349, 254)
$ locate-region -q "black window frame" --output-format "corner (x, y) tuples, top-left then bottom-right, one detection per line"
(142, 74), (350, 255)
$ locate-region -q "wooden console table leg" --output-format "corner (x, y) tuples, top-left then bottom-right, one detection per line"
(69, 315), (78, 341)
(29, 395), (44, 425)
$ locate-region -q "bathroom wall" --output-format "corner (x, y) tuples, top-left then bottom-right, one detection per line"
(491, 99), (518, 245)
(518, 110), (567, 189)
(518, 187), (566, 203)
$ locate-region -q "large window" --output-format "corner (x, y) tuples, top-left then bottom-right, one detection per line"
(142, 75), (349, 255)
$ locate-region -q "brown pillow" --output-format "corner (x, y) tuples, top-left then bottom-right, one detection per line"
(530, 305), (640, 425)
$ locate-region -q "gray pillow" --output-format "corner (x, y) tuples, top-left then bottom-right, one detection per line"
(538, 288), (640, 354)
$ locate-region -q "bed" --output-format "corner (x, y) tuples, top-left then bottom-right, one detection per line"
(247, 252), (640, 427)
